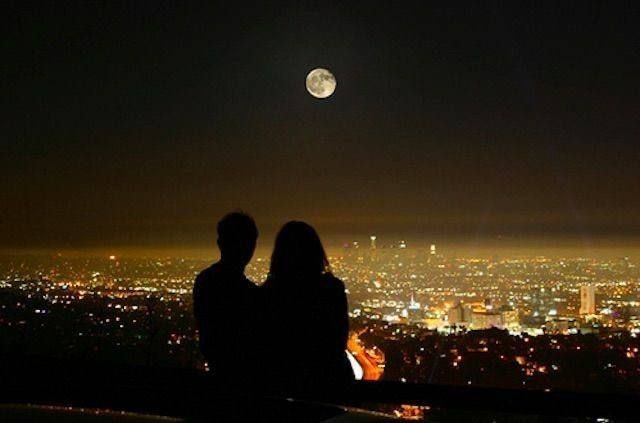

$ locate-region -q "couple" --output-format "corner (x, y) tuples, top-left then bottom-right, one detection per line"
(193, 212), (354, 398)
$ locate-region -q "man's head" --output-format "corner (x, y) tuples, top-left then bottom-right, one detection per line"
(217, 212), (258, 267)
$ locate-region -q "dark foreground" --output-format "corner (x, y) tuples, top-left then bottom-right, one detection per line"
(1, 355), (638, 422)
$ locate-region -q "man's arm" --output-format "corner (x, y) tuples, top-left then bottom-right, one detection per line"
(193, 273), (215, 366)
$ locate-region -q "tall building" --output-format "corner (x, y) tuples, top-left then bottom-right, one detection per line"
(430, 244), (436, 255)
(448, 303), (464, 325)
(499, 306), (519, 329)
(370, 235), (377, 250)
(580, 285), (596, 315)
(406, 293), (423, 322)
(448, 302), (472, 326)
(408, 293), (420, 310)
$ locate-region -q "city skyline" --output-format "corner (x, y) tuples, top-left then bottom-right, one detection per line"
(2, 245), (639, 393)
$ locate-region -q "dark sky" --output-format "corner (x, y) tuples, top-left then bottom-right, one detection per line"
(2, 1), (639, 248)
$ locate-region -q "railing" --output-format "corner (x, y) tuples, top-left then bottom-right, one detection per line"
(1, 354), (638, 419)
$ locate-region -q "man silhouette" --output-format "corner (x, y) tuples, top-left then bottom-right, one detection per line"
(193, 212), (258, 387)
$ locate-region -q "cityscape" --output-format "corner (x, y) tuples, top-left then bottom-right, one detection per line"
(2, 239), (639, 394)
(4, 1), (639, 419)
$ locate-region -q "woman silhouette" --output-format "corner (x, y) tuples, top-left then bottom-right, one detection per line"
(260, 221), (354, 397)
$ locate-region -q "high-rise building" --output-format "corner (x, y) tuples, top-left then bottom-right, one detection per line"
(408, 293), (420, 310)
(430, 244), (436, 255)
(448, 302), (472, 326)
(499, 306), (519, 329)
(580, 285), (596, 315)
(448, 303), (464, 325)
(370, 235), (377, 250)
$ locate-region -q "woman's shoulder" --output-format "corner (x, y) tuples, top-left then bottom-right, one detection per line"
(320, 273), (346, 292)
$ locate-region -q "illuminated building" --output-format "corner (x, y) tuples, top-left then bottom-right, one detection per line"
(448, 302), (472, 327)
(448, 303), (463, 324)
(545, 318), (576, 335)
(408, 293), (420, 310)
(499, 306), (519, 329)
(471, 311), (503, 329)
(370, 235), (377, 250)
(430, 244), (436, 255)
(580, 285), (596, 315)
(406, 293), (423, 322)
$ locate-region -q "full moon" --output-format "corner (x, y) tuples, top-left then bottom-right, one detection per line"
(306, 68), (336, 99)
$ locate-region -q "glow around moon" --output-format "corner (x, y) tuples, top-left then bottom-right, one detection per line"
(306, 68), (336, 99)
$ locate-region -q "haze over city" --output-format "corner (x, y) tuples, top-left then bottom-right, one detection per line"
(2, 2), (639, 250)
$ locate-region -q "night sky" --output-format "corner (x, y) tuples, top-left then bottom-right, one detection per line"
(2, 2), (639, 248)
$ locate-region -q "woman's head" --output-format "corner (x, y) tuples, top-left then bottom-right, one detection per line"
(269, 221), (330, 280)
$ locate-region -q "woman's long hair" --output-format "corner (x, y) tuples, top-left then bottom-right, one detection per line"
(268, 221), (331, 281)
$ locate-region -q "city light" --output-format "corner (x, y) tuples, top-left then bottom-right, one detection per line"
(1, 242), (639, 392)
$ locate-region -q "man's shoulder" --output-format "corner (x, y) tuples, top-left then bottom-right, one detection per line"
(194, 263), (256, 291)
(196, 263), (220, 280)
(194, 263), (230, 295)
(194, 264), (217, 288)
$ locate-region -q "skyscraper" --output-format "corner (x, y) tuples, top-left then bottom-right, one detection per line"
(448, 302), (471, 326)
(448, 303), (464, 325)
(409, 292), (420, 310)
(580, 285), (596, 315)
(430, 244), (436, 255)
(370, 235), (377, 250)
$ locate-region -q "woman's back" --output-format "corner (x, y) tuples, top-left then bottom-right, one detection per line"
(260, 273), (354, 397)
(258, 221), (354, 398)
